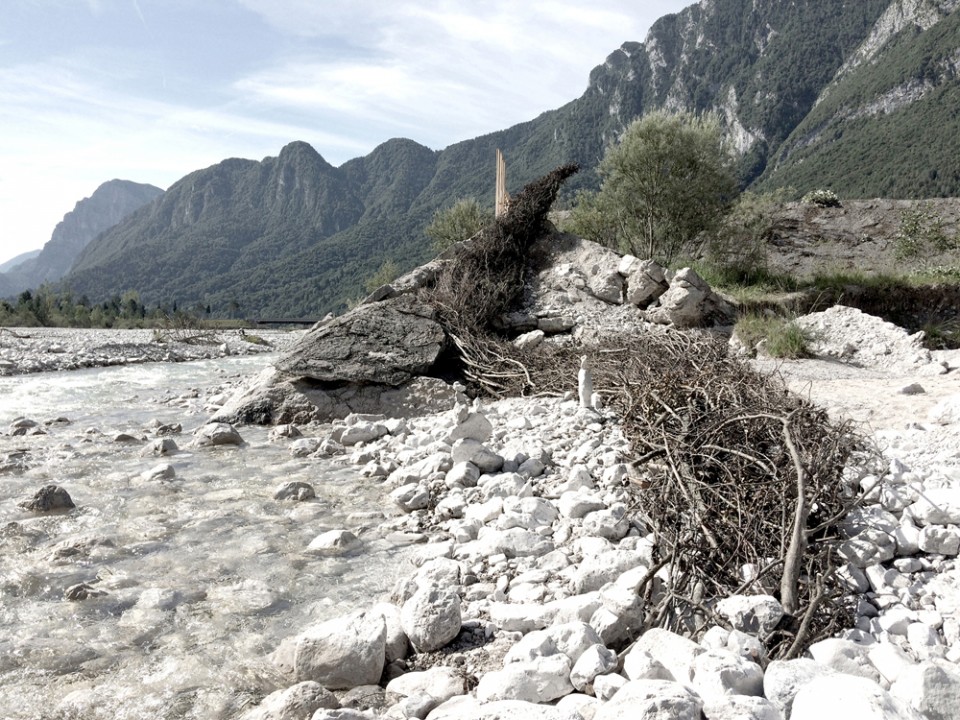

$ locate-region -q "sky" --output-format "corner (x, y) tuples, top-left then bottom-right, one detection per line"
(0, 0), (693, 266)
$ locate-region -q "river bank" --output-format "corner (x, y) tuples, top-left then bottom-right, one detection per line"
(0, 326), (303, 375)
(4, 312), (960, 719)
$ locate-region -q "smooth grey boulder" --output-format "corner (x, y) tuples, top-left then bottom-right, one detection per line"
(291, 611), (386, 689)
(192, 422), (244, 447)
(276, 296), (446, 387)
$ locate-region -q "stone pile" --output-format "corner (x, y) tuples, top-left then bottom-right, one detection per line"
(238, 388), (960, 720)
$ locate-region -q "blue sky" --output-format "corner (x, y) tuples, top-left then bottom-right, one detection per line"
(1, 0), (692, 266)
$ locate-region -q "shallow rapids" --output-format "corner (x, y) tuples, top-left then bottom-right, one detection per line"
(0, 355), (404, 719)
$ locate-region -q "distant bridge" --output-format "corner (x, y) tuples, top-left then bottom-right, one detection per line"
(248, 318), (321, 327)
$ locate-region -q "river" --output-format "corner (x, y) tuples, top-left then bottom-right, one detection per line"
(0, 354), (403, 720)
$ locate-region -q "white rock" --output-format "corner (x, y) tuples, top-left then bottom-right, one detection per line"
(447, 412), (493, 444)
(289, 437), (321, 457)
(581, 505), (630, 540)
(141, 463), (176, 481)
(545, 593), (603, 625)
(571, 549), (649, 593)
(475, 654), (574, 703)
(592, 672), (627, 701)
(570, 644), (618, 692)
(791, 674), (924, 720)
(622, 647), (674, 682)
(806, 638), (880, 682)
(715, 595), (784, 635)
(391, 483), (430, 512)
(370, 602), (408, 663)
(306, 529), (360, 556)
(890, 660), (960, 720)
(918, 525), (960, 555)
(241, 680), (337, 720)
(905, 489), (960, 525)
(426, 697), (571, 719)
(273, 480), (315, 501)
(487, 602), (554, 633)
(763, 658), (834, 718)
(497, 496), (559, 532)
(594, 679), (702, 720)
(192, 421), (243, 446)
(630, 629), (704, 684)
(401, 585), (461, 652)
(894, 523), (921, 555)
(690, 649), (764, 701)
(451, 439), (503, 474)
(386, 666), (466, 704)
(513, 330), (546, 351)
(445, 461), (481, 488)
(555, 693), (600, 719)
(867, 642), (914, 686)
(906, 622), (942, 657)
(340, 421), (389, 446)
(837, 529), (896, 567)
(701, 695), (782, 720)
(291, 611), (386, 689)
(482, 473), (532, 500)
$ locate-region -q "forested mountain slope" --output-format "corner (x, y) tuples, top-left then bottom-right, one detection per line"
(63, 0), (960, 316)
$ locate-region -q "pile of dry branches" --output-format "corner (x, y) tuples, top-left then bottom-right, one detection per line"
(458, 331), (859, 658)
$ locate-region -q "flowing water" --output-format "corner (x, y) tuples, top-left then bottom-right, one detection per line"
(0, 355), (405, 719)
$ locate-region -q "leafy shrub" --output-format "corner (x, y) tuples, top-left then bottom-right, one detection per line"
(425, 198), (492, 253)
(894, 203), (953, 259)
(801, 189), (842, 208)
(708, 189), (791, 278)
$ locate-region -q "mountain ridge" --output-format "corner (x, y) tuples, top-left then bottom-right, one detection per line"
(57, 0), (960, 317)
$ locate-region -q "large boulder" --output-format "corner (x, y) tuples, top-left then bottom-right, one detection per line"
(289, 611), (386, 689)
(276, 295), (446, 386)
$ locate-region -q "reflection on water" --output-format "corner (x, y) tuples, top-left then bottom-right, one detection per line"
(0, 356), (404, 719)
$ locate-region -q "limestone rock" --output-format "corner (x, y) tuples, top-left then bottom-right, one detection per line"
(276, 296), (446, 386)
(715, 595), (784, 635)
(763, 658), (835, 718)
(241, 681), (338, 720)
(475, 654), (574, 703)
(791, 674), (924, 720)
(593, 679), (703, 720)
(291, 611), (386, 689)
(401, 584), (461, 652)
(306, 529), (361, 556)
(273, 481), (316, 501)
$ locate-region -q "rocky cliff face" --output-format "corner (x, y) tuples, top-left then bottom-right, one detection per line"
(0, 180), (162, 297)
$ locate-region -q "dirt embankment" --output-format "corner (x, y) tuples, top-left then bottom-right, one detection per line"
(765, 198), (960, 278)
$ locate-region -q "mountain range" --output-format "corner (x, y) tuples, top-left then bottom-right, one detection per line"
(0, 180), (162, 299)
(14, 0), (960, 317)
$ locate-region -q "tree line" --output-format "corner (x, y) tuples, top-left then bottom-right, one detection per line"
(0, 285), (211, 328)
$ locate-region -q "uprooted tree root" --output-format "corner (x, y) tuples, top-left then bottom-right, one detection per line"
(424, 163), (865, 659)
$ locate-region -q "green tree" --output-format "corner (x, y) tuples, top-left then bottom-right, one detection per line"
(425, 198), (492, 253)
(570, 110), (739, 264)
